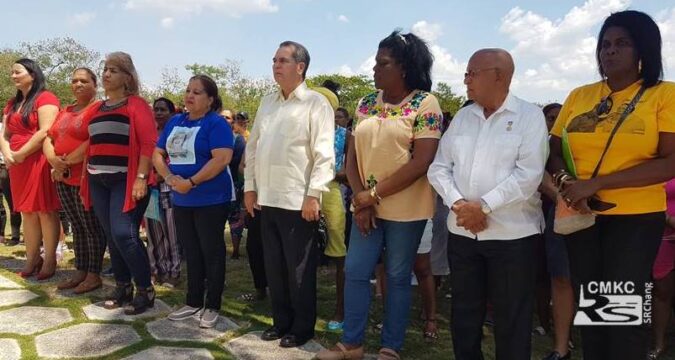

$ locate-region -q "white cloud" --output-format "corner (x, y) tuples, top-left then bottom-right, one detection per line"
(337, 64), (355, 76)
(657, 8), (675, 77)
(338, 15), (349, 23)
(160, 17), (174, 28)
(123, 0), (278, 17)
(68, 12), (96, 27)
(334, 21), (465, 94)
(411, 20), (442, 43)
(498, 0), (639, 101)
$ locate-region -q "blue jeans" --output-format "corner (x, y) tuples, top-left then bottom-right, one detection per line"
(89, 173), (151, 288)
(342, 218), (426, 351)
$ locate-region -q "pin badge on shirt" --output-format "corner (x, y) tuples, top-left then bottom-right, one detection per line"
(506, 121), (513, 131)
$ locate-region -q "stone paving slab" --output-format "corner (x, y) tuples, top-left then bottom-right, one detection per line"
(0, 338), (21, 360)
(82, 299), (171, 321)
(0, 306), (72, 335)
(35, 323), (141, 358)
(121, 346), (214, 360)
(0, 290), (39, 307)
(146, 315), (239, 342)
(0, 275), (22, 289)
(224, 331), (326, 360)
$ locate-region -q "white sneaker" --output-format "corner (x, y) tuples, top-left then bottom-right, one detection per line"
(532, 326), (547, 336)
(168, 305), (202, 321)
(199, 309), (219, 328)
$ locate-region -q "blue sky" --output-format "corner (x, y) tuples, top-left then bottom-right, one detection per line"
(1, 0), (673, 103)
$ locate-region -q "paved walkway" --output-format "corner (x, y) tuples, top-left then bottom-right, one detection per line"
(0, 269), (328, 360)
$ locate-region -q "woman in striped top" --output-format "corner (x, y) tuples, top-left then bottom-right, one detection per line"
(80, 52), (158, 315)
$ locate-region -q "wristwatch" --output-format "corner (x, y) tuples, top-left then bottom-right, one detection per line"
(480, 199), (492, 215)
(136, 173), (148, 180)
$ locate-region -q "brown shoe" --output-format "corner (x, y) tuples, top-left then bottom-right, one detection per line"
(314, 342), (364, 360)
(73, 278), (102, 294)
(376, 348), (400, 360)
(57, 275), (85, 290)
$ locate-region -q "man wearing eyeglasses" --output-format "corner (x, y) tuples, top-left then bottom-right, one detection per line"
(428, 48), (548, 360)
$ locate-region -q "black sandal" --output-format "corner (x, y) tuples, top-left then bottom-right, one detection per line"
(104, 283), (133, 309)
(423, 319), (439, 341)
(124, 286), (155, 315)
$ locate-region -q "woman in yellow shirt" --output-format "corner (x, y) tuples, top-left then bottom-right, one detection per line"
(548, 10), (675, 360)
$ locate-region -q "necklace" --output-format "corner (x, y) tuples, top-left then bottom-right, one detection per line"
(100, 98), (128, 112)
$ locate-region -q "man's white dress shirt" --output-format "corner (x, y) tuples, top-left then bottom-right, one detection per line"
(428, 93), (548, 240)
(244, 82), (335, 211)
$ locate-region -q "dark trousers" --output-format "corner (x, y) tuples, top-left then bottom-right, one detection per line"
(245, 209), (267, 290)
(449, 233), (537, 360)
(0, 168), (21, 239)
(89, 173), (151, 288)
(174, 203), (229, 310)
(261, 206), (318, 341)
(57, 182), (106, 273)
(565, 212), (664, 360)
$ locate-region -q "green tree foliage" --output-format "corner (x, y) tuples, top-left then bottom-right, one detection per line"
(0, 50), (22, 106)
(432, 82), (465, 117)
(19, 37), (102, 105)
(306, 74), (375, 116)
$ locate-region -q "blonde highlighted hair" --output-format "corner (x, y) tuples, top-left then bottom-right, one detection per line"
(105, 51), (140, 96)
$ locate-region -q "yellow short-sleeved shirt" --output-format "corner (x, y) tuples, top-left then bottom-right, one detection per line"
(551, 80), (675, 215)
(353, 90), (442, 221)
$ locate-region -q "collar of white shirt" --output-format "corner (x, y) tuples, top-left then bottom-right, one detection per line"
(468, 92), (519, 120)
(275, 81), (309, 102)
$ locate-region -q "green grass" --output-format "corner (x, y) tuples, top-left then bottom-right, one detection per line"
(1, 232), (674, 359)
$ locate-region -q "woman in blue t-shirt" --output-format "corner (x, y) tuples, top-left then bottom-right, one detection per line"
(152, 75), (234, 329)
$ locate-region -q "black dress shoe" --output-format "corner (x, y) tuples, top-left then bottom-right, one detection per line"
(279, 334), (310, 348)
(261, 326), (284, 341)
(542, 351), (571, 360)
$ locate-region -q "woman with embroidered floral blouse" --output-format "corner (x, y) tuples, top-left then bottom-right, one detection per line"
(317, 31), (442, 360)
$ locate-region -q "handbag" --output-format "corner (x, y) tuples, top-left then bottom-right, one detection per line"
(144, 188), (163, 222)
(554, 86), (646, 235)
(315, 213), (328, 254)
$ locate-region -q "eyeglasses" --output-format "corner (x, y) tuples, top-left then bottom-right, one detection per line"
(595, 96), (613, 117)
(464, 67), (498, 79)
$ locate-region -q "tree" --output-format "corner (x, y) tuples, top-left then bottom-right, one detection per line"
(141, 67), (186, 107)
(307, 74), (375, 116)
(0, 50), (22, 106)
(432, 82), (465, 116)
(19, 37), (102, 104)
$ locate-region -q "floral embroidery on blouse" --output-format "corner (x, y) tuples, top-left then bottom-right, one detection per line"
(413, 112), (442, 134)
(357, 91), (431, 120)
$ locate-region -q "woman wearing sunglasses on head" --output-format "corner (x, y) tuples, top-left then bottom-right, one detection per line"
(547, 10), (675, 360)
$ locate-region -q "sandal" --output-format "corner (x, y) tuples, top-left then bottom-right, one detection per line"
(73, 278), (102, 294)
(237, 293), (256, 302)
(648, 348), (665, 360)
(124, 286), (155, 315)
(377, 348), (400, 360)
(104, 283), (134, 309)
(57, 275), (85, 290)
(314, 342), (364, 360)
(423, 319), (439, 341)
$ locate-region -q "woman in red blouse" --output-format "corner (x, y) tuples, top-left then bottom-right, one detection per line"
(0, 58), (61, 280)
(45, 68), (106, 294)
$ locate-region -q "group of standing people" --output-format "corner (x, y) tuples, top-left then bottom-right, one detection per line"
(2, 51), (237, 325)
(2, 8), (675, 360)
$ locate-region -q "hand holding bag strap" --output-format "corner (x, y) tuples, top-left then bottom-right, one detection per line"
(590, 86), (646, 179)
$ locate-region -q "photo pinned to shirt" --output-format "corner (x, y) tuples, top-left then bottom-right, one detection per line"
(166, 126), (200, 165)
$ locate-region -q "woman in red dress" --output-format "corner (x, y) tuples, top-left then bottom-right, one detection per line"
(0, 58), (61, 279)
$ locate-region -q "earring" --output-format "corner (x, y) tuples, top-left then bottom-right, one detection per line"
(638, 60), (643, 73)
